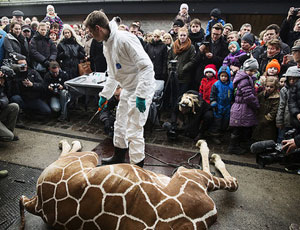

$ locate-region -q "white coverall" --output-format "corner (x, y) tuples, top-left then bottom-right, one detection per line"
(99, 21), (155, 164)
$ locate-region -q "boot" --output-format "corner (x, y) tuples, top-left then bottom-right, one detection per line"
(135, 159), (144, 168)
(101, 147), (127, 165)
(227, 134), (247, 155)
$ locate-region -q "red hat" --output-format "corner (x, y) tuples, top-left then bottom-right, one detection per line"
(266, 59), (281, 73)
(204, 64), (217, 76)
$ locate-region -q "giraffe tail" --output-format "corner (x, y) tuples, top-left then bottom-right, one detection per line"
(19, 195), (39, 230)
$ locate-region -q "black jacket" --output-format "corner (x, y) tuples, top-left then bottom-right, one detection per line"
(280, 17), (300, 48)
(43, 70), (69, 98)
(145, 40), (168, 80)
(188, 28), (205, 53)
(57, 37), (85, 79)
(90, 39), (107, 72)
(30, 32), (57, 67)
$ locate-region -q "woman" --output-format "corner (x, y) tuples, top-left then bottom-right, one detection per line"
(162, 33), (174, 52)
(3, 21), (29, 60)
(168, 27), (196, 96)
(43, 5), (63, 37)
(57, 24), (86, 79)
(145, 29), (168, 81)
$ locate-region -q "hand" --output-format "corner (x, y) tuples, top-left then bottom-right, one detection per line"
(230, 65), (240, 73)
(58, 84), (63, 90)
(205, 52), (213, 59)
(22, 79), (33, 87)
(287, 7), (294, 19)
(48, 85), (53, 91)
(43, 60), (50, 68)
(136, 97), (146, 113)
(282, 138), (297, 154)
(98, 96), (107, 109)
(297, 114), (300, 121)
(199, 45), (206, 53)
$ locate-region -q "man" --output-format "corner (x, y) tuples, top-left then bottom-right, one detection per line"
(84, 10), (155, 167)
(257, 39), (284, 74)
(222, 23), (233, 39)
(239, 23), (252, 39)
(0, 70), (19, 142)
(3, 10), (24, 33)
(253, 24), (290, 59)
(30, 22), (57, 77)
(129, 22), (144, 47)
(168, 19), (184, 41)
(22, 24), (32, 42)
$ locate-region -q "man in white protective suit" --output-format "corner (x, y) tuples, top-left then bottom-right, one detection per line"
(84, 10), (155, 167)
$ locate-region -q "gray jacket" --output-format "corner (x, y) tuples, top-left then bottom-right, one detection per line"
(276, 86), (291, 128)
(3, 33), (28, 59)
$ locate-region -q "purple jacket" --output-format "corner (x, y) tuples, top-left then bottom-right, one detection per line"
(229, 70), (259, 127)
(223, 50), (246, 68)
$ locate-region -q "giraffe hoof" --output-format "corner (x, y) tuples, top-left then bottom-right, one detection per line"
(71, 141), (82, 151)
(58, 139), (68, 150)
(196, 139), (207, 148)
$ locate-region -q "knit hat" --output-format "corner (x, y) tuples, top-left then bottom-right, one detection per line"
(224, 23), (233, 31)
(243, 58), (259, 71)
(266, 59), (281, 73)
(21, 25), (31, 32)
(173, 19), (184, 27)
(283, 66), (300, 77)
(228, 41), (240, 54)
(218, 65), (231, 79)
(12, 10), (24, 17)
(47, 5), (55, 13)
(241, 33), (255, 46)
(210, 8), (221, 18)
(180, 3), (189, 11)
(204, 64), (217, 76)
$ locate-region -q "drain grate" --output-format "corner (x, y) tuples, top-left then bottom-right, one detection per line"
(0, 161), (42, 230)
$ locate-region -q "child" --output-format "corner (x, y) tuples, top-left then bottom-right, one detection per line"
(279, 77), (286, 90)
(174, 3), (191, 28)
(252, 76), (280, 141)
(199, 64), (218, 104)
(228, 58), (260, 154)
(223, 41), (246, 76)
(206, 8), (225, 37)
(188, 18), (205, 52)
(210, 66), (234, 136)
(276, 66), (300, 142)
(255, 59), (281, 93)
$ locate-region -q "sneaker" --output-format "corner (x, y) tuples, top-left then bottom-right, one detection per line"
(0, 170), (8, 178)
(285, 165), (300, 175)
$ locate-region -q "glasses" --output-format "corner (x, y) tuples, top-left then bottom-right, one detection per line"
(212, 33), (221, 36)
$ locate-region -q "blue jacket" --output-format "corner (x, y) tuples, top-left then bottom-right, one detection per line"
(206, 18), (225, 37)
(210, 66), (233, 118)
(0, 29), (7, 64)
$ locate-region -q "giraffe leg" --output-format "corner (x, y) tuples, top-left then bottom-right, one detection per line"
(196, 140), (210, 174)
(69, 140), (82, 153)
(59, 139), (71, 158)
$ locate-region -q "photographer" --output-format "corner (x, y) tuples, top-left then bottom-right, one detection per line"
(0, 70), (19, 141)
(44, 61), (69, 121)
(280, 7), (300, 48)
(10, 58), (51, 117)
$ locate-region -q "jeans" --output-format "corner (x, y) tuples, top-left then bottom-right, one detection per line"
(49, 90), (69, 119)
(11, 95), (51, 116)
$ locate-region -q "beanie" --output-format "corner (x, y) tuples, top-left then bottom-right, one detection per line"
(243, 58), (259, 71)
(266, 59), (281, 74)
(210, 8), (221, 18)
(224, 23), (233, 31)
(242, 33), (255, 46)
(47, 5), (55, 13)
(180, 3), (189, 11)
(204, 64), (217, 76)
(228, 41), (240, 54)
(173, 19), (184, 27)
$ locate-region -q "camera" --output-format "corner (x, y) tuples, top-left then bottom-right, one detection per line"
(201, 41), (210, 47)
(251, 129), (297, 168)
(169, 60), (178, 72)
(1, 53), (27, 79)
(292, 7), (300, 15)
(50, 83), (61, 94)
(163, 121), (178, 141)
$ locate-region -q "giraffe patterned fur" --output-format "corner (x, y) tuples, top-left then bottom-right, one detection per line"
(20, 139), (238, 230)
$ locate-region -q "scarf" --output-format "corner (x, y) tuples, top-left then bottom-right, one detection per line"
(173, 37), (191, 55)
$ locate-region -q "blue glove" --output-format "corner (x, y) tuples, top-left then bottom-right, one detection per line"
(136, 97), (146, 113)
(98, 96), (107, 109)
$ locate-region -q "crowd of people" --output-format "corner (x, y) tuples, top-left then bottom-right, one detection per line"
(1, 4), (300, 177)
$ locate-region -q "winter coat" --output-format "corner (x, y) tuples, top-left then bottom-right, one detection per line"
(223, 50), (246, 68)
(229, 70), (259, 127)
(199, 76), (218, 104)
(0, 30), (7, 63)
(276, 85), (292, 128)
(252, 90), (280, 141)
(43, 69), (69, 98)
(57, 37), (85, 79)
(206, 18), (225, 37)
(144, 40), (168, 81)
(90, 39), (107, 72)
(17, 69), (46, 100)
(30, 32), (57, 68)
(3, 33), (29, 59)
(168, 43), (196, 84)
(280, 18), (300, 48)
(43, 14), (63, 36)
(188, 29), (205, 52)
(257, 51), (284, 76)
(210, 71), (233, 119)
(99, 20), (155, 100)
(288, 79), (300, 120)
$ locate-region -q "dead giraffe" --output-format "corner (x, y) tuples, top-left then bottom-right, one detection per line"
(20, 139), (238, 230)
